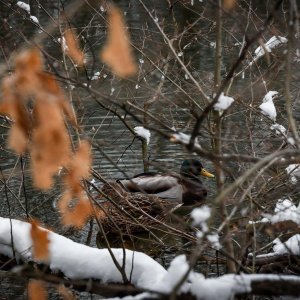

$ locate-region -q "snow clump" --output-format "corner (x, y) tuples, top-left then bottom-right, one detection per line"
(259, 91), (278, 121)
(286, 164), (300, 184)
(214, 92), (234, 111)
(134, 126), (151, 145)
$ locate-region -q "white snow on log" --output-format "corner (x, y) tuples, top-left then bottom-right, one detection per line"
(286, 164), (300, 184)
(156, 255), (189, 293)
(170, 132), (201, 149)
(190, 273), (251, 300)
(17, 1), (30, 13)
(249, 36), (288, 65)
(134, 126), (151, 145)
(0, 217), (166, 290)
(213, 93), (234, 111)
(259, 91), (278, 121)
(2, 219), (300, 300)
(270, 123), (287, 136)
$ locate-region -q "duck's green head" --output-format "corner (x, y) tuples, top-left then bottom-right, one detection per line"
(180, 159), (214, 179)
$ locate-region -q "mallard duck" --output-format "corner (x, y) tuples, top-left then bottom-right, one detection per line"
(96, 160), (213, 236)
(117, 159), (214, 206)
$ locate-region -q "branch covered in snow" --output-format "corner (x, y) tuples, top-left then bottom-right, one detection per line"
(134, 126), (151, 145)
(2, 218), (300, 299)
(0, 217), (166, 291)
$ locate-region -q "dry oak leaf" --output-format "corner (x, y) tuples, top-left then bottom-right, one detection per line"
(30, 220), (50, 262)
(100, 5), (137, 77)
(28, 280), (47, 300)
(0, 76), (31, 153)
(223, 0), (236, 11)
(64, 29), (85, 66)
(59, 191), (93, 228)
(31, 99), (71, 189)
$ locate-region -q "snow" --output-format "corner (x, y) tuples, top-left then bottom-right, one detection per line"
(254, 36), (288, 58)
(91, 71), (101, 80)
(286, 164), (300, 184)
(207, 233), (221, 250)
(213, 93), (234, 111)
(170, 132), (201, 149)
(262, 91), (278, 103)
(251, 198), (300, 226)
(2, 218), (300, 299)
(271, 198), (300, 224)
(16, 2), (39, 24)
(134, 126), (151, 145)
(259, 91), (278, 121)
(0, 217), (166, 290)
(250, 36), (288, 65)
(17, 1), (30, 13)
(156, 255), (189, 293)
(30, 15), (39, 24)
(273, 234), (300, 255)
(191, 205), (211, 233)
(270, 123), (287, 136)
(190, 273), (251, 300)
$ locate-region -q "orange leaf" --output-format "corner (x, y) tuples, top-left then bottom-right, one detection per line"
(71, 141), (92, 179)
(60, 196), (93, 228)
(100, 5), (137, 77)
(8, 125), (28, 154)
(28, 280), (47, 300)
(64, 29), (85, 66)
(30, 220), (50, 262)
(14, 48), (43, 96)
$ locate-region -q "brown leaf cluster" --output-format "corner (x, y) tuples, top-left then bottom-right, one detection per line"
(58, 141), (93, 228)
(30, 220), (50, 262)
(223, 0), (237, 11)
(64, 29), (85, 66)
(28, 280), (47, 300)
(100, 4), (137, 78)
(0, 48), (76, 190)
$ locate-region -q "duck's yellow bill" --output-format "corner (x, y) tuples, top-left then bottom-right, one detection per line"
(200, 168), (215, 178)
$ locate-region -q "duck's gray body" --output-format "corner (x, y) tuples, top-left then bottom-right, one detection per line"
(118, 168), (209, 206)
